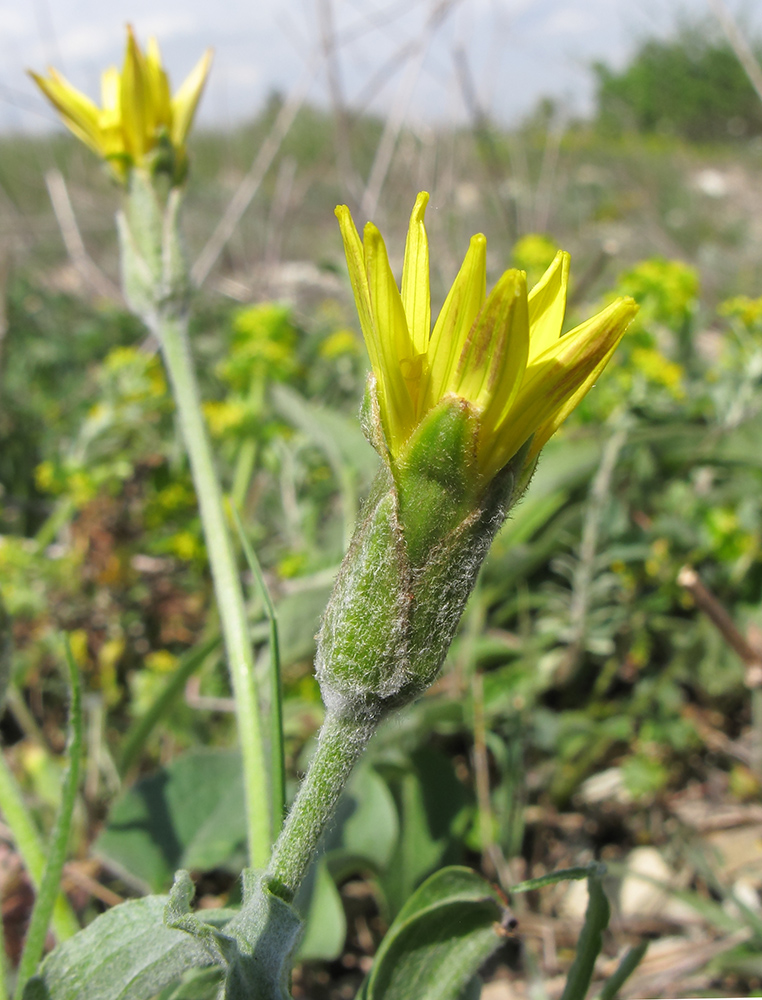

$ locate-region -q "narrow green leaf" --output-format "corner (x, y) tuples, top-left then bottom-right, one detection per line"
(596, 941), (648, 1000)
(230, 504), (285, 839)
(511, 865), (597, 894)
(0, 754), (79, 942)
(119, 635), (221, 775)
(559, 867), (611, 1000)
(361, 866), (509, 1000)
(16, 640), (83, 999)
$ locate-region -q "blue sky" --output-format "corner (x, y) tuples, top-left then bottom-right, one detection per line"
(2, 0), (760, 133)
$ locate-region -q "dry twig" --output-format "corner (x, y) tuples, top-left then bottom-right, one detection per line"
(191, 67), (315, 287)
(44, 170), (121, 302)
(709, 0), (762, 107)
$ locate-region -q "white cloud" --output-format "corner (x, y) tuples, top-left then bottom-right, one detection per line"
(0, 8), (34, 39)
(56, 24), (121, 61)
(136, 12), (200, 39)
(541, 6), (600, 36)
(223, 63), (264, 88)
(4, 0), (762, 134)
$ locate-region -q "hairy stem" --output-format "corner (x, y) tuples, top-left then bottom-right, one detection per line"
(267, 711), (374, 899)
(157, 311), (271, 867)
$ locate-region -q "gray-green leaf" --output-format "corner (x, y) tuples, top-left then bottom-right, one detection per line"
(22, 896), (215, 1000)
(94, 750), (247, 892)
(359, 866), (509, 1000)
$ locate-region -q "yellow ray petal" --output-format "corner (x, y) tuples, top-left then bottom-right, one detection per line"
(29, 69), (103, 154)
(364, 222), (417, 448)
(423, 233), (486, 411)
(483, 296), (637, 474)
(98, 66), (125, 163)
(401, 191), (431, 357)
(170, 49), (212, 147)
(448, 269), (529, 419)
(528, 340), (619, 462)
(100, 66), (120, 115)
(121, 25), (149, 158)
(335, 205), (378, 370)
(527, 250), (569, 361)
(146, 37), (171, 130)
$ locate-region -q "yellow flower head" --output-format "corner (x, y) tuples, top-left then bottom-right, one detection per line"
(30, 25), (212, 184)
(336, 192), (638, 482)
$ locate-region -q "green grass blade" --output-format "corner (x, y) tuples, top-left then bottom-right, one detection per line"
(0, 755), (79, 944)
(118, 634), (222, 774)
(231, 503), (285, 840)
(596, 941), (648, 1000)
(512, 865), (595, 894)
(15, 637), (83, 998)
(559, 866), (611, 1000)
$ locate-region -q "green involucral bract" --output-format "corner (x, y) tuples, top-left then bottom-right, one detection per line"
(316, 376), (526, 723)
(117, 171), (189, 326)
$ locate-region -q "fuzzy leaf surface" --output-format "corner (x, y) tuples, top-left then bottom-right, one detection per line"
(358, 866), (508, 1000)
(94, 749), (246, 892)
(22, 896), (215, 1000)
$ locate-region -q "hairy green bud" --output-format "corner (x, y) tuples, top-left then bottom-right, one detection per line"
(117, 171), (190, 325)
(316, 378), (525, 723)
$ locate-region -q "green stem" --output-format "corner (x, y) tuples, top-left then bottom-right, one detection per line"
(156, 311), (271, 868)
(231, 377), (264, 511)
(0, 753), (80, 943)
(231, 437), (259, 511)
(267, 711), (374, 899)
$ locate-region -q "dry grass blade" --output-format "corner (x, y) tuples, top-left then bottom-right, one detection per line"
(191, 66), (315, 287)
(620, 928), (752, 998)
(709, 0), (762, 106)
(360, 0), (462, 218)
(44, 170), (122, 302)
(316, 0), (359, 202)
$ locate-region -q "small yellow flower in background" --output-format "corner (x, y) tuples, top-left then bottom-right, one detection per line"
(336, 192), (638, 483)
(145, 649), (179, 674)
(320, 329), (361, 359)
(720, 294), (762, 327)
(630, 346), (685, 399)
(511, 233), (559, 287)
(169, 530), (203, 562)
(30, 25), (212, 184)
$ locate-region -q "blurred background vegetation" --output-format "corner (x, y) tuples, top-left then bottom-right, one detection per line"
(2, 9), (762, 999)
